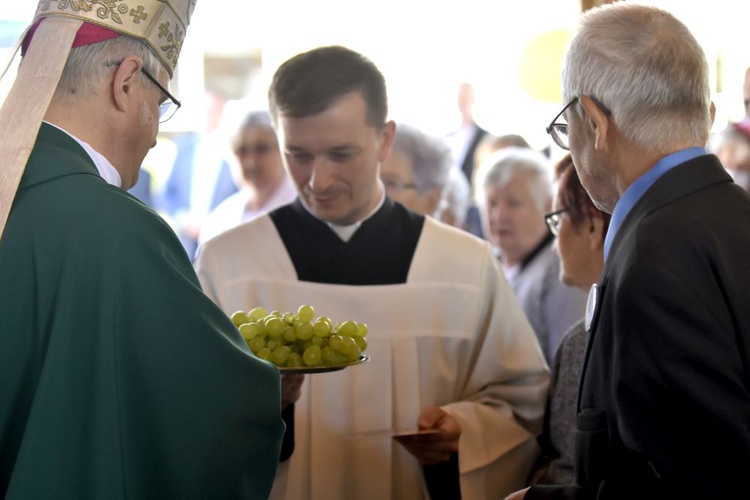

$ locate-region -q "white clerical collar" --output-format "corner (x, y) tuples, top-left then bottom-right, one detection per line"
(298, 188), (385, 242)
(44, 121), (122, 187)
(327, 190), (385, 242)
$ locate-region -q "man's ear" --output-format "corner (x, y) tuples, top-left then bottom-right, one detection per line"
(378, 120), (396, 163)
(112, 56), (143, 113)
(579, 95), (609, 152)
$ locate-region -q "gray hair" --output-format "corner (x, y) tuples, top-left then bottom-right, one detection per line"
(391, 123), (453, 193)
(231, 109), (276, 148)
(562, 3), (711, 152)
(53, 36), (163, 105)
(473, 147), (552, 213)
(239, 109), (273, 130)
(436, 167), (471, 225)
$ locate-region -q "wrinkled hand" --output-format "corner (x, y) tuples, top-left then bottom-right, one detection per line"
(396, 405), (461, 465)
(281, 374), (304, 408)
(503, 487), (529, 500)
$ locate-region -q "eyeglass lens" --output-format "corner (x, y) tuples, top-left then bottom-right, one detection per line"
(551, 125), (569, 150)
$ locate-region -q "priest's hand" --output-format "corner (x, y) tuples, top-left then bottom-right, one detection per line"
(504, 487), (529, 500)
(397, 404), (461, 465)
(281, 374), (304, 408)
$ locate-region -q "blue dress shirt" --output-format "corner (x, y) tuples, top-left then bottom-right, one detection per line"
(604, 147), (707, 260)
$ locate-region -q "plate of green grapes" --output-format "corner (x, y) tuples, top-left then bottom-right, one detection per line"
(231, 304), (370, 374)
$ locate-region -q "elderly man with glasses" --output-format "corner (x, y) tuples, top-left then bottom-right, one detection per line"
(507, 3), (750, 500)
(0, 3), (284, 499)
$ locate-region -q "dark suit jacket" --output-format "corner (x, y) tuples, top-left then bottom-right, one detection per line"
(529, 155), (750, 499)
(454, 122), (487, 184)
(449, 123), (487, 238)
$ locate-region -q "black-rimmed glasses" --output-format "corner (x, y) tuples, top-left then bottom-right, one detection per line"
(545, 96), (612, 151)
(141, 67), (181, 123)
(544, 207), (569, 237)
(546, 98), (579, 151)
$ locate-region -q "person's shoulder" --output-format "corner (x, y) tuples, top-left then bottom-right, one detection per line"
(388, 199), (426, 227)
(105, 188), (185, 241)
(420, 216), (494, 262)
(201, 212), (276, 254)
(520, 239), (559, 279)
(63, 183), (192, 267)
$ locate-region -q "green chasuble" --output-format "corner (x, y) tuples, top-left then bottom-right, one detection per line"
(0, 124), (284, 499)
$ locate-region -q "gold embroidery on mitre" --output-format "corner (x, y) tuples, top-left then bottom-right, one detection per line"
(32, 0), (194, 76)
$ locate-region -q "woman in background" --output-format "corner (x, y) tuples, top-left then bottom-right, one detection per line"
(198, 110), (296, 248)
(474, 148), (587, 365)
(529, 154), (611, 485)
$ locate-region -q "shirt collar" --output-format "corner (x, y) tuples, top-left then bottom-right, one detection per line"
(297, 184), (386, 242)
(604, 147), (706, 260)
(43, 121), (122, 187)
(327, 189), (386, 242)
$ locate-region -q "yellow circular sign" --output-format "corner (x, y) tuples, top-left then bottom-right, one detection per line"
(519, 29), (573, 103)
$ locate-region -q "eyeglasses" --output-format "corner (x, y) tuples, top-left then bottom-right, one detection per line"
(545, 96), (612, 151)
(140, 67), (181, 123)
(382, 178), (419, 192)
(234, 143), (278, 157)
(546, 98), (578, 151)
(544, 207), (569, 237)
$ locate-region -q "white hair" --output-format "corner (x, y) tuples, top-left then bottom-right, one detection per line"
(391, 123), (453, 193)
(435, 167), (471, 226)
(473, 147), (552, 213)
(51, 36), (163, 105)
(562, 3), (711, 152)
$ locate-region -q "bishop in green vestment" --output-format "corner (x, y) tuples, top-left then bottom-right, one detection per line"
(0, 121), (284, 499)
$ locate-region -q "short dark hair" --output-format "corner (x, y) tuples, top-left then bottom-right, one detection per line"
(268, 45), (388, 128)
(554, 154), (611, 232)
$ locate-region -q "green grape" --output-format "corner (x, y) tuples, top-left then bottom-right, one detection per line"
(245, 305), (368, 367)
(266, 339), (281, 351)
(247, 336), (265, 354)
(297, 304), (315, 323)
(313, 317), (332, 337)
(287, 353), (304, 367)
(302, 345), (322, 366)
(331, 352), (347, 365)
(248, 307), (268, 322)
(231, 311), (250, 327)
(329, 334), (344, 352)
(271, 345), (291, 366)
(337, 320), (358, 337)
(355, 323), (368, 337)
(256, 347), (272, 361)
(295, 320), (314, 340)
(341, 335), (357, 351)
(283, 326), (297, 342)
(342, 342), (362, 362)
(322, 346), (337, 364)
(265, 316), (285, 337)
(354, 335), (368, 351)
(238, 322), (260, 340)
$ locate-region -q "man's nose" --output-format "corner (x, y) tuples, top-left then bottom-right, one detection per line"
(308, 159), (336, 192)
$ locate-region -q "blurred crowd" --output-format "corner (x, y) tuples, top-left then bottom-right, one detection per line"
(4, 2), (750, 499)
